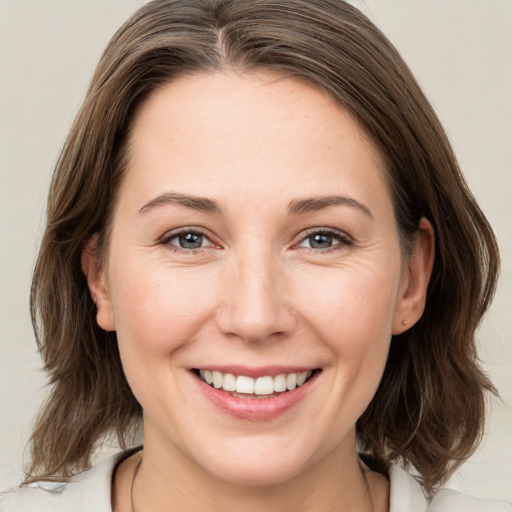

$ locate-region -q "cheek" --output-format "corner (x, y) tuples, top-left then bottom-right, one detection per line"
(297, 264), (400, 348)
(109, 257), (216, 359)
(107, 258), (221, 415)
(294, 264), (400, 412)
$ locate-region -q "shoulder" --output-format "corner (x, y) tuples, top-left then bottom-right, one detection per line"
(429, 488), (512, 512)
(389, 465), (512, 512)
(0, 451), (128, 512)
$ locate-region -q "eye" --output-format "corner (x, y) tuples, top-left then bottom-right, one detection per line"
(296, 229), (350, 250)
(164, 230), (214, 250)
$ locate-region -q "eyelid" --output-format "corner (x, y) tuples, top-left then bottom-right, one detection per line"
(292, 227), (353, 250)
(160, 226), (218, 248)
(158, 226), (352, 252)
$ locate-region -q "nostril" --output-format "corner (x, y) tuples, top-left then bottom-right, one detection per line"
(215, 304), (296, 344)
(214, 265), (296, 343)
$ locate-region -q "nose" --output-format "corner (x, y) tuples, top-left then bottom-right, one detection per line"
(216, 248), (296, 344)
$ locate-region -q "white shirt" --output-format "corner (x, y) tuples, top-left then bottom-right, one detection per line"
(1, 451), (510, 511)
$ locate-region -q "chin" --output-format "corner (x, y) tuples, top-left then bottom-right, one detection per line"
(187, 433), (327, 488)
(202, 454), (307, 487)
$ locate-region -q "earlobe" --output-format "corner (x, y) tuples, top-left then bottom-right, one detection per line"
(81, 237), (116, 331)
(392, 217), (435, 335)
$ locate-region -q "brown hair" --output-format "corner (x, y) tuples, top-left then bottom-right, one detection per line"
(28, 0), (499, 490)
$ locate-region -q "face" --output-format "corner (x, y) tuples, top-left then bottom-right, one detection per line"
(86, 71), (432, 486)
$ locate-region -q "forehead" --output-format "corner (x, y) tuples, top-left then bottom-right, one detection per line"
(122, 70), (390, 210)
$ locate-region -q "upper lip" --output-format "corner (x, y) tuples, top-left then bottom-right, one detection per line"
(191, 365), (319, 378)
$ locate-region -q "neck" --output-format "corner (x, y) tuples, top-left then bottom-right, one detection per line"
(120, 429), (375, 512)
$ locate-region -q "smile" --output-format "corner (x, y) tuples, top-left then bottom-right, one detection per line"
(196, 369), (314, 398)
(192, 366), (321, 420)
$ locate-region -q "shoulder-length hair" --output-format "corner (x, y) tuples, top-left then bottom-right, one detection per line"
(28, 0), (499, 490)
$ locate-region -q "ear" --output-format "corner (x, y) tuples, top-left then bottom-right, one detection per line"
(81, 236), (115, 331)
(392, 217), (435, 335)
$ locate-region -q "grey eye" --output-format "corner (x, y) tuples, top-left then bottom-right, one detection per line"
(308, 233), (334, 249)
(180, 233), (203, 248)
(298, 232), (341, 250)
(169, 231), (212, 249)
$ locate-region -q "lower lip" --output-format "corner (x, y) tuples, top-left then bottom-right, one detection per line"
(193, 371), (319, 421)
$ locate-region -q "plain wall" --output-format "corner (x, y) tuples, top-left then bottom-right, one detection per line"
(0, 0), (511, 501)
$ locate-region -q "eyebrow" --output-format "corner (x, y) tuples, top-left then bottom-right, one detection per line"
(288, 195), (373, 217)
(138, 192), (372, 218)
(138, 192), (223, 215)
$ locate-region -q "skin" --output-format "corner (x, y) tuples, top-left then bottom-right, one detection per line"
(83, 70), (434, 512)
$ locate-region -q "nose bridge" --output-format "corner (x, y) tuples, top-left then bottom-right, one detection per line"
(217, 242), (294, 343)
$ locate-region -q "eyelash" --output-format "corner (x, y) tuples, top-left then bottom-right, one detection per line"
(160, 227), (352, 254)
(294, 228), (353, 253)
(160, 228), (215, 253)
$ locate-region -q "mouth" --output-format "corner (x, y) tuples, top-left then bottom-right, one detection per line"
(193, 368), (320, 400)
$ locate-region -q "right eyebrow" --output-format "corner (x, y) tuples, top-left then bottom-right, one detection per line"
(138, 192), (223, 215)
(288, 195), (373, 218)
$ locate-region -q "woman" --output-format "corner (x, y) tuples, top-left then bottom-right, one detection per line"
(0, 0), (507, 510)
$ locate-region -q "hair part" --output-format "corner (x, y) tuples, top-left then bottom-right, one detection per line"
(28, 0), (499, 490)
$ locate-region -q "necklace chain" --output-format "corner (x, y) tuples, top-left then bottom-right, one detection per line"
(362, 466), (375, 512)
(130, 456), (374, 512)
(130, 456), (142, 512)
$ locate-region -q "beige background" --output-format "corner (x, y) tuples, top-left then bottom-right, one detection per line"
(0, 0), (510, 501)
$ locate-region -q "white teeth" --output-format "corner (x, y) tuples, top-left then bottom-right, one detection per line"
(254, 376), (274, 395)
(203, 370), (213, 385)
(297, 371), (308, 386)
(274, 374), (287, 392)
(212, 371), (223, 389)
(286, 373), (297, 391)
(223, 373), (236, 392)
(198, 369), (315, 396)
(235, 375), (255, 394)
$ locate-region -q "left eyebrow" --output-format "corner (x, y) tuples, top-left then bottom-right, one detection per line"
(138, 192), (223, 215)
(288, 195), (373, 218)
